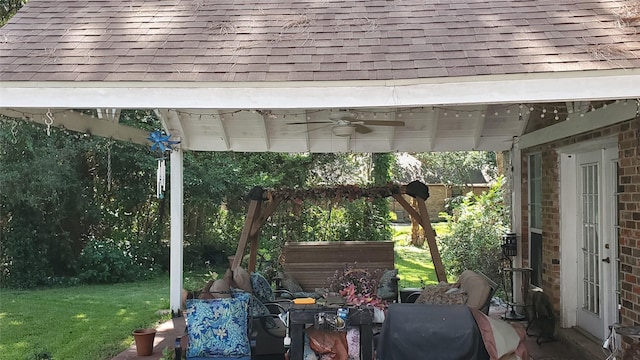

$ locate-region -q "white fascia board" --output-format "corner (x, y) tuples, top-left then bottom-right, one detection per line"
(1, 70), (639, 109)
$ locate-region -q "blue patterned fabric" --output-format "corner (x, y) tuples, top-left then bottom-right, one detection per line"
(250, 272), (275, 303)
(185, 292), (250, 358)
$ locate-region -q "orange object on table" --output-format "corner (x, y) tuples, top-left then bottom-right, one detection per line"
(293, 297), (316, 305)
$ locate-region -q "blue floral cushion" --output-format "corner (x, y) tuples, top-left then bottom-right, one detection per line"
(185, 292), (250, 358)
(250, 272), (274, 303)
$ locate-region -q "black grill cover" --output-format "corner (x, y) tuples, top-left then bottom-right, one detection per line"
(376, 304), (490, 360)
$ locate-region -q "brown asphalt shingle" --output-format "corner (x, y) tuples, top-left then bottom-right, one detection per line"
(0, 0), (639, 82)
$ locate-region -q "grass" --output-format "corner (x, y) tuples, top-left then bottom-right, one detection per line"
(392, 222), (450, 288)
(0, 276), (171, 360)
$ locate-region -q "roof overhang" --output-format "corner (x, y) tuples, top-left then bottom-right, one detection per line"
(1, 70), (639, 153)
(1, 70), (639, 108)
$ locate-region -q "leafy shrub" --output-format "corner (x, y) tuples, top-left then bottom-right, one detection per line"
(76, 238), (142, 284)
(0, 213), (52, 288)
(437, 176), (508, 284)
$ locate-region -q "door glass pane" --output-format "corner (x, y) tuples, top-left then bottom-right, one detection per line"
(581, 163), (599, 315)
(529, 153), (542, 229)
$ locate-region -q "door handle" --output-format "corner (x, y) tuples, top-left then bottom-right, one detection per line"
(602, 257), (610, 263)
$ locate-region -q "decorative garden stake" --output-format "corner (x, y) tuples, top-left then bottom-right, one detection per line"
(147, 130), (180, 199)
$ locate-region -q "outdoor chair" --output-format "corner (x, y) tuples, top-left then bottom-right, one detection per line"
(175, 270), (290, 360)
(251, 302), (289, 357)
(404, 270), (498, 315)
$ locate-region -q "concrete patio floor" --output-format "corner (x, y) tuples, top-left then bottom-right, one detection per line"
(112, 306), (605, 360)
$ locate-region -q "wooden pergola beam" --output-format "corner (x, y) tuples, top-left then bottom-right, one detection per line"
(416, 200), (447, 282)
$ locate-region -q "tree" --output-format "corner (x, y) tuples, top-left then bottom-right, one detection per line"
(0, 108), (401, 287)
(0, 118), (102, 287)
(371, 153), (394, 239)
(414, 151), (496, 186)
(400, 151), (497, 246)
(1, 0), (26, 26)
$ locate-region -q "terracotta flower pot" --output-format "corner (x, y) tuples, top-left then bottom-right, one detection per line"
(132, 328), (156, 356)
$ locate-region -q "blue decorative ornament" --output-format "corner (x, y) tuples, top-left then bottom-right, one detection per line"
(147, 130), (180, 153)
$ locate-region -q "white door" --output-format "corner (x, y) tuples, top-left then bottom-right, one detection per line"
(575, 148), (617, 340)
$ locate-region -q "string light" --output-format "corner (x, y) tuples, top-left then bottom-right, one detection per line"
(1, 101), (628, 132)
(173, 104), (532, 120)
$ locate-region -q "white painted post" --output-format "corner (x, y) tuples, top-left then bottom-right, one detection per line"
(170, 147), (184, 316)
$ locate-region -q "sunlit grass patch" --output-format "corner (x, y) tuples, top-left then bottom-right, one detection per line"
(392, 222), (452, 288)
(0, 276), (171, 360)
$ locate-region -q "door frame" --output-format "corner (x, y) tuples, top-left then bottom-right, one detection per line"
(559, 136), (618, 338)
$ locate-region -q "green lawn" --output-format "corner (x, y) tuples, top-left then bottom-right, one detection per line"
(0, 276), (171, 360)
(392, 222), (449, 288)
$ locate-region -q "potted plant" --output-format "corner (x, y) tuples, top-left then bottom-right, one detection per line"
(132, 328), (157, 356)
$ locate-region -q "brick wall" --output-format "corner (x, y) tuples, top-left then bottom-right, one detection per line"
(618, 119), (640, 359)
(521, 117), (640, 357)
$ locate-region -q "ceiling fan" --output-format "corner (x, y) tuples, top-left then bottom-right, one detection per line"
(287, 111), (405, 137)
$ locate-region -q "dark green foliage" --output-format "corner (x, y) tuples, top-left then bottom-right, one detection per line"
(0, 113), (160, 288)
(1, 211), (51, 288)
(0, 112), (397, 287)
(76, 238), (143, 284)
(0, 119), (101, 287)
(371, 153), (394, 240)
(0, 0), (26, 26)
(415, 151), (497, 185)
(437, 176), (508, 284)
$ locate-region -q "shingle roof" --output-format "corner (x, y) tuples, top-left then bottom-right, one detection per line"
(1, 0), (639, 82)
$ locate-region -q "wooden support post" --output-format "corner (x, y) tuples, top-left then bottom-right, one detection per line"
(393, 193), (447, 283)
(248, 233), (259, 273)
(250, 197), (282, 238)
(417, 200), (447, 283)
(393, 194), (421, 226)
(247, 198), (281, 272)
(233, 199), (262, 270)
(247, 202), (262, 273)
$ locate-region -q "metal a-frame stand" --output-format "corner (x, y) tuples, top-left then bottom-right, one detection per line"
(231, 180), (447, 283)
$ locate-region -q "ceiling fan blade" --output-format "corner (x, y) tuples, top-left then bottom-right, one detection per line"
(293, 123), (332, 134)
(286, 121), (332, 125)
(354, 124), (373, 134)
(359, 120), (405, 126)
